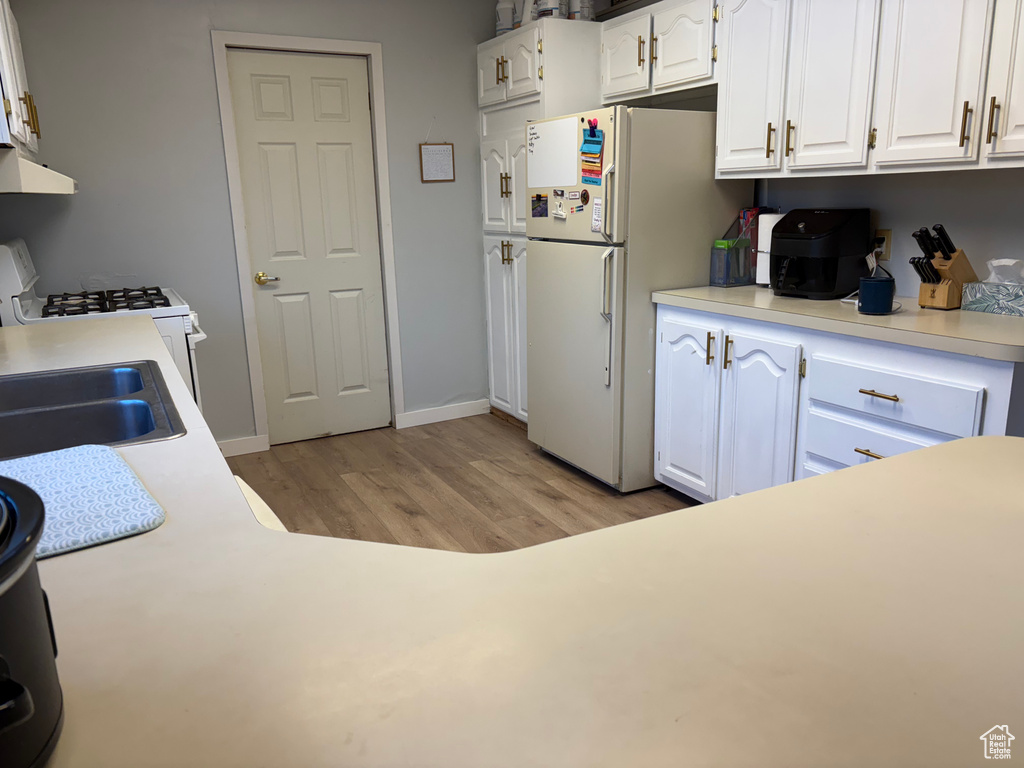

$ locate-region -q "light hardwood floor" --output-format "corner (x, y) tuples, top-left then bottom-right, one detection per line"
(226, 413), (692, 553)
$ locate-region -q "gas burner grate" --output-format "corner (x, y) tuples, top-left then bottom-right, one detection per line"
(106, 287), (166, 303)
(42, 302), (107, 317)
(43, 286), (171, 315)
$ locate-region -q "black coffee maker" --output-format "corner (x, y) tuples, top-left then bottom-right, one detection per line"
(770, 209), (872, 300)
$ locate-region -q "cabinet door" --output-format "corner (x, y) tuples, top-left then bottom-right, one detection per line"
(784, 0), (881, 169)
(601, 14), (652, 99)
(508, 134), (529, 234)
(485, 237), (515, 414)
(654, 310), (722, 501)
(715, 0), (790, 173)
(716, 332), (801, 499)
(481, 140), (510, 233)
(511, 239), (528, 422)
(0, 0), (25, 146)
(478, 37), (506, 107)
(872, 0), (994, 166)
(984, 0), (1024, 157)
(505, 27), (542, 102)
(651, 0), (715, 90)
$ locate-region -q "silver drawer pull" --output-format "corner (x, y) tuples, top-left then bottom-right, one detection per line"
(859, 388), (899, 403)
(854, 447), (885, 460)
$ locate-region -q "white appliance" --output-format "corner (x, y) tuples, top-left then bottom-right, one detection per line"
(525, 106), (751, 491)
(755, 212), (786, 286)
(0, 239), (206, 409)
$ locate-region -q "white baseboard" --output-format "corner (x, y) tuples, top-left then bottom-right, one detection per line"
(394, 399), (491, 429)
(218, 434), (271, 457)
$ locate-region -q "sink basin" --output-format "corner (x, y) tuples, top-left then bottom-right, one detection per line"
(0, 361), (186, 460)
(0, 365), (144, 411)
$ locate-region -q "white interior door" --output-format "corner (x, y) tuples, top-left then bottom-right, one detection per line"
(485, 237), (514, 414)
(477, 37), (506, 107)
(527, 241), (624, 487)
(716, 0), (790, 173)
(505, 27), (542, 101)
(654, 310), (722, 501)
(717, 332), (801, 499)
(785, 0), (881, 169)
(601, 15), (652, 99)
(872, 0), (994, 165)
(511, 239), (528, 422)
(228, 49), (391, 445)
(985, 0), (1024, 157)
(481, 139), (510, 233)
(651, 0), (715, 90)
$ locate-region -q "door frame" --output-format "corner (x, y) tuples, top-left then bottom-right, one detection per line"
(211, 31), (404, 454)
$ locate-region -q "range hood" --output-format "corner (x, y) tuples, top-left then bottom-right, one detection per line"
(0, 148), (76, 194)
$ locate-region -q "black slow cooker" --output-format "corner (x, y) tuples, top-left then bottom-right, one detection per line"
(0, 477), (63, 768)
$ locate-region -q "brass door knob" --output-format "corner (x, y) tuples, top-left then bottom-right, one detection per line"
(254, 271), (280, 286)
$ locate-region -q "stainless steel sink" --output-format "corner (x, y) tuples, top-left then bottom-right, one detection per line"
(0, 365), (145, 411)
(0, 361), (186, 460)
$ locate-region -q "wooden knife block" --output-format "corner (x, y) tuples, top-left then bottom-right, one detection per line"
(918, 249), (978, 310)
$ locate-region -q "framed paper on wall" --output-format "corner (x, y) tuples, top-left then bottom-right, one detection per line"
(419, 142), (455, 183)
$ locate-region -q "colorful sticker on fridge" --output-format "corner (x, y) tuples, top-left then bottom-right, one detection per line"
(532, 194), (548, 218)
(552, 189), (565, 198)
(580, 122), (604, 187)
(580, 189), (590, 205)
(570, 205), (585, 214)
(591, 197), (603, 233)
(568, 191), (581, 200)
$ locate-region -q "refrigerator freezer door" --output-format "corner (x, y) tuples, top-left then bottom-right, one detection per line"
(525, 105), (626, 245)
(527, 240), (625, 487)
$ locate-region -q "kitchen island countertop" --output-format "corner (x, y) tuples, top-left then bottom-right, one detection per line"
(2, 315), (1022, 767)
(654, 285), (1024, 361)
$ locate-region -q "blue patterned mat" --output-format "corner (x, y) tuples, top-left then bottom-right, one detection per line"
(0, 444), (165, 559)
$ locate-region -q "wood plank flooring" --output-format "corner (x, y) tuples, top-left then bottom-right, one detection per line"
(226, 414), (691, 553)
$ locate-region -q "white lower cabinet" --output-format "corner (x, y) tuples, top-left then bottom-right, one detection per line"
(655, 306), (802, 502)
(654, 302), (1021, 500)
(484, 235), (528, 421)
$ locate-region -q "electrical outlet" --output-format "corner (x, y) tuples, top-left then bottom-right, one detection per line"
(874, 229), (892, 261)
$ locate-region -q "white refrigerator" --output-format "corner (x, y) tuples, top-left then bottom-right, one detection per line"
(526, 106), (751, 492)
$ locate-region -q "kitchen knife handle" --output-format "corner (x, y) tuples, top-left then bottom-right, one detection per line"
(987, 95), (1000, 144)
(854, 448), (885, 461)
(933, 224), (956, 255)
(859, 388), (900, 403)
(705, 331), (714, 366)
(765, 122), (775, 158)
(912, 231), (932, 258)
(959, 101), (973, 148)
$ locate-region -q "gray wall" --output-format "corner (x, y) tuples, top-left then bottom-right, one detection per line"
(2, 0), (493, 441)
(763, 166), (1024, 299)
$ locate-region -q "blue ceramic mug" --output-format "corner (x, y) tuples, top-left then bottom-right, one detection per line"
(859, 274), (896, 315)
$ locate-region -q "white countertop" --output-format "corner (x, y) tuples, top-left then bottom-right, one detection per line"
(2, 316), (1022, 767)
(653, 285), (1024, 362)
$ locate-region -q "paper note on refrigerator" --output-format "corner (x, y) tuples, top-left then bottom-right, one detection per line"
(591, 197), (603, 233)
(580, 128), (604, 186)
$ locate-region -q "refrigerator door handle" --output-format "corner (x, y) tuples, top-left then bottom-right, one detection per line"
(601, 163), (616, 243)
(601, 247), (614, 386)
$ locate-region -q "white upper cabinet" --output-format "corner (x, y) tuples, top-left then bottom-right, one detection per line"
(872, 0), (995, 166)
(652, 0), (716, 89)
(0, 0), (36, 151)
(478, 37), (507, 108)
(601, 14), (652, 98)
(715, 0), (791, 173)
(783, 0), (881, 169)
(477, 27), (541, 107)
(716, 332), (802, 499)
(505, 27), (542, 101)
(983, 0), (1024, 157)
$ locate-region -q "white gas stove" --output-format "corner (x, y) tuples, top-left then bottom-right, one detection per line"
(0, 239), (206, 410)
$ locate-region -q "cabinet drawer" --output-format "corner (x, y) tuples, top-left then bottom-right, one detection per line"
(803, 411), (951, 468)
(807, 357), (984, 438)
